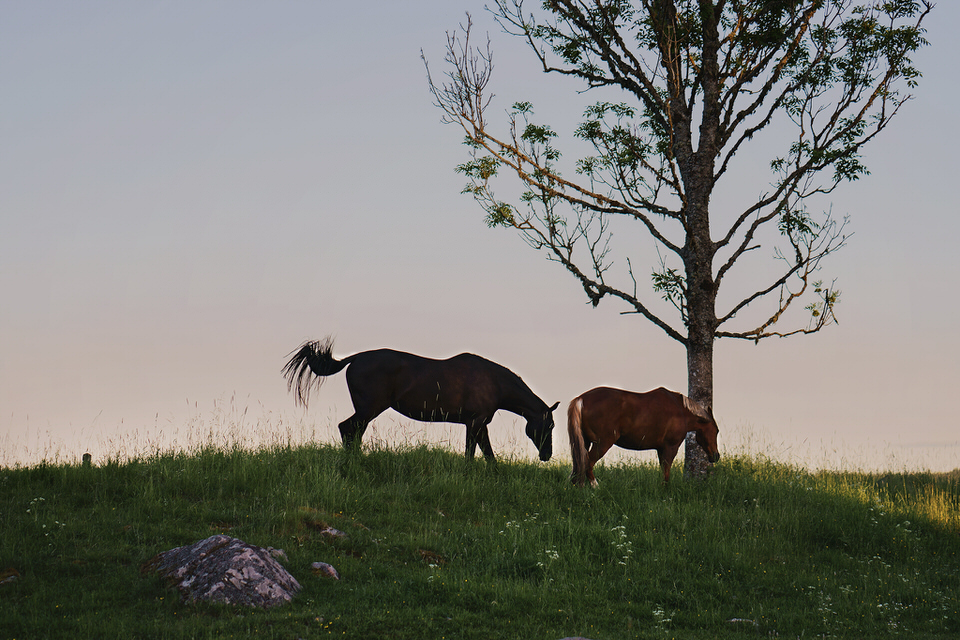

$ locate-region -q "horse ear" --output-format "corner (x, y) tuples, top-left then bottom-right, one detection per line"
(548, 401), (559, 412)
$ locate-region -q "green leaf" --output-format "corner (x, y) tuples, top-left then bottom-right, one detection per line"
(485, 202), (516, 228)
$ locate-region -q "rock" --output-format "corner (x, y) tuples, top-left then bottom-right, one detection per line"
(267, 547), (288, 561)
(0, 568), (20, 586)
(304, 520), (347, 538)
(311, 561), (340, 580)
(318, 526), (347, 538)
(728, 618), (759, 627)
(141, 535), (300, 608)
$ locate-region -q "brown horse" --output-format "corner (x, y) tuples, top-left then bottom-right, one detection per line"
(567, 386), (720, 485)
(283, 337), (558, 461)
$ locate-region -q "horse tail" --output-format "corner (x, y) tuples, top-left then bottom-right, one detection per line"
(282, 336), (353, 407)
(567, 397), (588, 485)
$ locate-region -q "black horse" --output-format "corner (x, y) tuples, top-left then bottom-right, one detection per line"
(282, 337), (558, 461)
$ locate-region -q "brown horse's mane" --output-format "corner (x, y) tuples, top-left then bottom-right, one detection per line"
(681, 394), (711, 421)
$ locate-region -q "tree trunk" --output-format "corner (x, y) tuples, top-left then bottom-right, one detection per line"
(685, 334), (713, 478)
(683, 193), (718, 479)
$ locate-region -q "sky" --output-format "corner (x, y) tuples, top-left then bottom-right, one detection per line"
(2, 2), (958, 472)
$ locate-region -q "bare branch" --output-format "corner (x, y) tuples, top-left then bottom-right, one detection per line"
(717, 213), (850, 338)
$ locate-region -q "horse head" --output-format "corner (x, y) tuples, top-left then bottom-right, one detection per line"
(525, 401), (560, 461)
(694, 406), (721, 464)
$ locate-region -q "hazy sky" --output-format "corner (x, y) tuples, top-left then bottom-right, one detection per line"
(3, 2), (958, 471)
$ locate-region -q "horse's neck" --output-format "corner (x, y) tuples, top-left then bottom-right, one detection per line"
(501, 384), (544, 417)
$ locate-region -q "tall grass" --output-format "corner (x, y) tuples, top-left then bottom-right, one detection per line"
(1, 441), (957, 639)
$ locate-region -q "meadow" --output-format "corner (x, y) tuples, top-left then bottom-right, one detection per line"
(1, 439), (958, 639)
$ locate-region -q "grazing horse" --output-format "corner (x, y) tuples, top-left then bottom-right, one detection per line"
(567, 386), (720, 485)
(282, 337), (558, 461)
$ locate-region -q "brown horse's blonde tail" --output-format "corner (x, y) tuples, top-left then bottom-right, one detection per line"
(567, 397), (588, 485)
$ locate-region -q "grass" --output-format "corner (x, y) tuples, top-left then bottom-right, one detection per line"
(1, 442), (958, 639)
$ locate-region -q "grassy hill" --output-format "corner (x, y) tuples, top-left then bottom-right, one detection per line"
(1, 443), (958, 639)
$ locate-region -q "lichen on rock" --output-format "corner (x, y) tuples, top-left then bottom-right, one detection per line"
(141, 534), (301, 608)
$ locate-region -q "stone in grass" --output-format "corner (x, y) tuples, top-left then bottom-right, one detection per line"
(141, 534), (301, 608)
(311, 561), (340, 580)
(0, 568), (20, 585)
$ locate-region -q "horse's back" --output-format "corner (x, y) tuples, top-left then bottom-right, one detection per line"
(577, 386), (687, 450)
(430, 352), (513, 402)
(347, 349), (512, 385)
(344, 349), (509, 420)
(446, 352), (518, 380)
(344, 348), (424, 381)
(579, 385), (676, 410)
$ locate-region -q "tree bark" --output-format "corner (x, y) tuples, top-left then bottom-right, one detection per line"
(683, 188), (718, 479)
(685, 333), (713, 478)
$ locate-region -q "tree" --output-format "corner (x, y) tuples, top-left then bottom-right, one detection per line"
(425, 0), (932, 476)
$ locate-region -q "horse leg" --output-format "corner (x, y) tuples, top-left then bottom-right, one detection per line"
(465, 426), (477, 459)
(465, 418), (495, 461)
(339, 406), (385, 451)
(585, 439), (615, 488)
(657, 443), (682, 483)
(476, 422), (496, 461)
(338, 414), (369, 451)
(341, 381), (389, 452)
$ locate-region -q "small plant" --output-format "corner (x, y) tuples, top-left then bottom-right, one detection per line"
(652, 604), (674, 629)
(24, 496), (67, 550)
(610, 519), (633, 566)
(25, 496), (44, 519)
